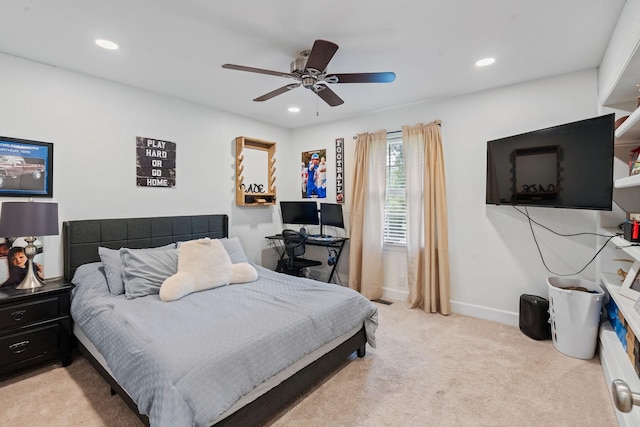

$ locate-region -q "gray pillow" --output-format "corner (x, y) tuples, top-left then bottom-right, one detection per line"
(99, 244), (175, 296)
(98, 246), (127, 295)
(177, 237), (248, 264)
(220, 237), (249, 264)
(121, 246), (179, 299)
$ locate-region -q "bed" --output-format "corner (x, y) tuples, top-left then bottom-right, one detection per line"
(63, 214), (378, 426)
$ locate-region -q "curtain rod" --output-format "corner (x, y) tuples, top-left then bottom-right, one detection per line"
(353, 131), (399, 140)
(352, 123), (441, 140)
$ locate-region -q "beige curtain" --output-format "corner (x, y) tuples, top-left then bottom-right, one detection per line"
(402, 121), (450, 314)
(348, 130), (387, 300)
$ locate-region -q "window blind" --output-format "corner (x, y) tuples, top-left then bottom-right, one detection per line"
(384, 136), (406, 245)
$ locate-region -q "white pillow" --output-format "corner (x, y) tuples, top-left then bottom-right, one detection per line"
(160, 237), (258, 302)
(160, 238), (232, 301)
(231, 263), (258, 284)
(177, 237), (249, 264)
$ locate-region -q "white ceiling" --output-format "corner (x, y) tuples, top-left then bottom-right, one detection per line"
(0, 0), (628, 129)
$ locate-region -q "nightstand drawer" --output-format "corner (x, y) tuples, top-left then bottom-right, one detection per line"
(0, 323), (59, 368)
(0, 297), (59, 330)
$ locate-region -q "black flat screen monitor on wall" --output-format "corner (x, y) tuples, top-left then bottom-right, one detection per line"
(280, 201), (319, 225)
(320, 203), (344, 236)
(485, 113), (614, 211)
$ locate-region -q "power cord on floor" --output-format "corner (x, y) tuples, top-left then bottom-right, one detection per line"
(513, 206), (618, 276)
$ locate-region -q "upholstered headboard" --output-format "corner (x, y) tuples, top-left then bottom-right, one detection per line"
(63, 214), (228, 281)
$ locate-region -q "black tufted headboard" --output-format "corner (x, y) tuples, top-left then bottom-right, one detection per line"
(63, 214), (228, 282)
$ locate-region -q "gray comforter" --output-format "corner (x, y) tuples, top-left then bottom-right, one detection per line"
(70, 262), (378, 427)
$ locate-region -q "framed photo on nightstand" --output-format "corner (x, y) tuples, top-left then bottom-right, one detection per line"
(620, 260), (640, 301)
(0, 237), (45, 289)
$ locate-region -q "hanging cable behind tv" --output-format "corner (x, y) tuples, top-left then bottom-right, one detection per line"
(513, 206), (617, 276)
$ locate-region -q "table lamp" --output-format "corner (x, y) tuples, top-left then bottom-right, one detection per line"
(0, 201), (59, 289)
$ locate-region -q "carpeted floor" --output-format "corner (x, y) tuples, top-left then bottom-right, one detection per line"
(0, 302), (618, 426)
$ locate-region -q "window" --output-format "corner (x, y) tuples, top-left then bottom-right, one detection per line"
(384, 135), (406, 245)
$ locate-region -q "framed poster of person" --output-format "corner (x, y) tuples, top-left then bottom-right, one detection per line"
(302, 149), (327, 199)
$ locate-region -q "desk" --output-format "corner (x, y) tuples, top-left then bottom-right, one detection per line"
(265, 235), (349, 284)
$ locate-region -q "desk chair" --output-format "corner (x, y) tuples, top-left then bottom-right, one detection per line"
(276, 229), (323, 277)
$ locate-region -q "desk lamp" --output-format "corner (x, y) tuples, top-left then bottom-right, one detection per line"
(0, 201), (59, 289)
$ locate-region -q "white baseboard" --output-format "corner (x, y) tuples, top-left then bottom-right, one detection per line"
(381, 288), (519, 327)
(382, 287), (408, 302)
(450, 300), (519, 327)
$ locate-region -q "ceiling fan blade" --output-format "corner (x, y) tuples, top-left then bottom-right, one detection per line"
(253, 83), (301, 102)
(326, 72), (396, 83)
(314, 85), (344, 107)
(305, 40), (339, 73)
(222, 64), (293, 79)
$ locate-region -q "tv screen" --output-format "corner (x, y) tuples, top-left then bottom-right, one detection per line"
(280, 201), (319, 225)
(486, 114), (614, 210)
(320, 203), (344, 230)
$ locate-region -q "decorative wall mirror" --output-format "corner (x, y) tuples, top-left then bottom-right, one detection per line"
(235, 136), (276, 206)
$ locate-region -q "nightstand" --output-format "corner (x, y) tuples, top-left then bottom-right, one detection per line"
(0, 279), (73, 377)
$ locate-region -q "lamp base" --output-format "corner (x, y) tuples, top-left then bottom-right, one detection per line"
(15, 260), (45, 290)
(15, 237), (44, 290)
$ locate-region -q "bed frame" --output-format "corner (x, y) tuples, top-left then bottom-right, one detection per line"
(63, 214), (367, 426)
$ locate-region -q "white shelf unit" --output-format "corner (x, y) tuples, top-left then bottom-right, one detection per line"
(599, 273), (640, 426)
(609, 234), (640, 258)
(612, 107), (640, 212)
(598, 4), (640, 421)
(615, 106), (640, 144)
(600, 230), (640, 425)
(615, 173), (640, 189)
(600, 105), (640, 424)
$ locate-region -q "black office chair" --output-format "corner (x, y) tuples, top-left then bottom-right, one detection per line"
(276, 229), (322, 277)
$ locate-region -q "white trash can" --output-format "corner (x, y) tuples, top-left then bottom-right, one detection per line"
(547, 277), (605, 359)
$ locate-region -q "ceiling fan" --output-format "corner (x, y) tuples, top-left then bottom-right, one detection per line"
(222, 39), (396, 107)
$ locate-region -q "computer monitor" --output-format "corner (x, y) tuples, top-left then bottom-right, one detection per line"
(320, 203), (344, 236)
(279, 201), (319, 226)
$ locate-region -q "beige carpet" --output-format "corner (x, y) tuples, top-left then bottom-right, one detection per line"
(1, 302), (618, 426)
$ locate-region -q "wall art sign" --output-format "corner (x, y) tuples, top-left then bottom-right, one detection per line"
(136, 136), (176, 188)
(0, 135), (53, 198)
(335, 138), (344, 203)
(302, 148), (327, 199)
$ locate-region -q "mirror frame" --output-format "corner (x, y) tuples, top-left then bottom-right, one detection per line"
(235, 136), (276, 206)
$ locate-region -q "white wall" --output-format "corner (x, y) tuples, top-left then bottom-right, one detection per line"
(0, 53), (291, 277)
(0, 51), (604, 326)
(288, 69), (600, 325)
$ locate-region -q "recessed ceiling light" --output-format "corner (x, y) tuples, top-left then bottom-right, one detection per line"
(95, 39), (119, 50)
(475, 57), (495, 67)
(288, 107), (300, 113)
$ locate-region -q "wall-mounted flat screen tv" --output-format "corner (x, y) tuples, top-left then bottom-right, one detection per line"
(486, 114), (614, 210)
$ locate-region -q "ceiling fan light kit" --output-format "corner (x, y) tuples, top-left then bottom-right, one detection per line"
(222, 39), (396, 107)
